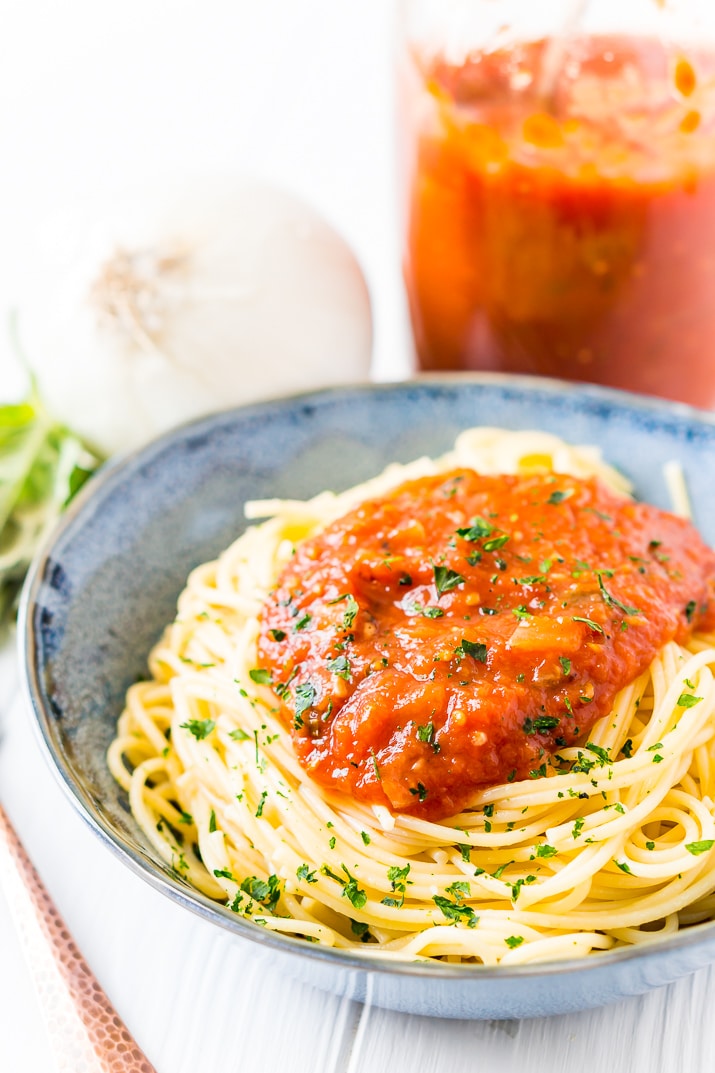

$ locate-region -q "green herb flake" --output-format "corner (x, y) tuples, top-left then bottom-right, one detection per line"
(535, 843), (558, 859)
(615, 860), (633, 874)
(297, 863), (318, 884)
(433, 895), (478, 927)
(547, 489), (574, 505)
(596, 572), (641, 617)
(294, 681), (317, 725)
(327, 654), (351, 680)
(180, 718), (216, 741)
(685, 600), (697, 623)
(523, 716), (560, 735)
(455, 638), (488, 663)
(269, 628), (287, 642)
(483, 534), (510, 553)
(433, 565), (465, 597)
(505, 935), (524, 948)
(249, 668), (272, 685)
(229, 727), (251, 742)
(456, 518), (494, 541)
(572, 616), (605, 634)
(559, 656), (572, 675)
(685, 840), (715, 855)
(361, 830), (371, 846)
(208, 810), (216, 832)
(678, 693), (703, 708)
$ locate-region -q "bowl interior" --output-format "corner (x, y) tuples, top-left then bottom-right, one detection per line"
(21, 376), (715, 981)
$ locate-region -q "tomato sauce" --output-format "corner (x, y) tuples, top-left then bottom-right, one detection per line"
(402, 37), (715, 406)
(257, 471), (715, 821)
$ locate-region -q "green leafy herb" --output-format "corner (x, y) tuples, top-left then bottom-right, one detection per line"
(208, 810), (216, 833)
(535, 843), (558, 859)
(433, 565), (465, 596)
(350, 919), (370, 939)
(559, 657), (572, 675)
(249, 668), (272, 685)
(523, 716), (560, 735)
(0, 383), (103, 628)
(505, 935), (524, 948)
(677, 693), (703, 708)
(321, 864), (367, 908)
(685, 840), (715, 855)
(327, 654), (351, 680)
(455, 638), (488, 663)
(615, 860), (633, 874)
(456, 518), (493, 541)
(433, 895), (478, 927)
(409, 782), (428, 802)
(572, 616), (605, 634)
(180, 718), (215, 741)
(229, 727), (251, 742)
(482, 534), (510, 553)
(293, 681), (317, 727)
(596, 572), (641, 617)
(547, 489), (574, 505)
(269, 628), (287, 642)
(381, 863), (411, 908)
(297, 863), (318, 884)
(685, 600), (697, 623)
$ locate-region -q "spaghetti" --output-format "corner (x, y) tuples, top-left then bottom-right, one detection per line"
(108, 429), (715, 964)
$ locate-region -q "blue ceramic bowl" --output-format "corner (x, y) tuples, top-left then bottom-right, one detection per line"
(19, 375), (715, 1019)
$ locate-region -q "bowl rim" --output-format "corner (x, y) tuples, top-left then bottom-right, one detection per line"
(18, 371), (715, 984)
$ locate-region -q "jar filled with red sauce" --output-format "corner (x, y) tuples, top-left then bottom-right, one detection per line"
(399, 0), (715, 406)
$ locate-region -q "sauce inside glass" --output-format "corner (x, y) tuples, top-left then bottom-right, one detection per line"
(402, 36), (715, 406)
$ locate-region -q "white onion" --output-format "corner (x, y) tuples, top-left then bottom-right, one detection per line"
(21, 179), (373, 455)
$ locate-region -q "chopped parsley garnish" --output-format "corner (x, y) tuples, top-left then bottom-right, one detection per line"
(409, 781), (428, 802)
(269, 628), (287, 642)
(293, 681), (317, 728)
(249, 668), (272, 685)
(208, 810), (216, 832)
(293, 612), (312, 631)
(456, 518), (494, 541)
(523, 716), (560, 735)
(327, 593), (359, 629)
(572, 616), (605, 634)
(421, 605), (445, 618)
(327, 654), (351, 680)
(517, 574), (548, 585)
(535, 843), (558, 859)
(685, 840), (715, 855)
(457, 844), (472, 863)
(572, 817), (585, 839)
(445, 880), (471, 900)
(505, 935), (524, 948)
(433, 565), (465, 596)
(417, 722), (437, 750)
(677, 693), (703, 708)
(455, 638), (488, 663)
(381, 863), (411, 908)
(615, 860), (633, 874)
(513, 605), (532, 621)
(180, 717), (215, 740)
(621, 738), (634, 758)
(241, 874), (281, 912)
(361, 830), (371, 846)
(255, 790), (268, 817)
(297, 863), (318, 884)
(350, 919), (370, 939)
(685, 600), (697, 623)
(483, 534), (510, 553)
(559, 656), (572, 675)
(596, 572), (640, 617)
(229, 727), (251, 742)
(320, 865), (367, 908)
(433, 895), (478, 927)
(584, 742), (610, 765)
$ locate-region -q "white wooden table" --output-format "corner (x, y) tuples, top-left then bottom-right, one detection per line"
(2, 2), (715, 1069)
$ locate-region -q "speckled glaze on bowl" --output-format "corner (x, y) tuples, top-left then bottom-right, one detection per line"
(19, 375), (715, 1019)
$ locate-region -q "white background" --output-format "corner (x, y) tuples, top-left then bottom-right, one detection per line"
(2, 3), (715, 1072)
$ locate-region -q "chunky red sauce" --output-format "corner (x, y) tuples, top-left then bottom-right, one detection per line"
(401, 36), (715, 406)
(257, 472), (715, 820)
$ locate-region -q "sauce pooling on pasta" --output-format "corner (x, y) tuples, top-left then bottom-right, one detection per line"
(258, 471), (715, 820)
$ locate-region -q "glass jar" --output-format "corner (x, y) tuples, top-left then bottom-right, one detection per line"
(398, 0), (715, 406)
